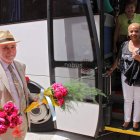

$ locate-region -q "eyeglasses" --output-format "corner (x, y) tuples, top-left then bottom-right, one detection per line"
(128, 20), (132, 24)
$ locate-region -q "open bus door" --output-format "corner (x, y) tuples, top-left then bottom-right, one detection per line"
(101, 0), (140, 139)
(47, 0), (104, 138)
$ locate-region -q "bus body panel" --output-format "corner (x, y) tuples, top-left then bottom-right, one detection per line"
(56, 102), (99, 137)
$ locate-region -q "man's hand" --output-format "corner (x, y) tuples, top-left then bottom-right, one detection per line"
(33, 96), (39, 102)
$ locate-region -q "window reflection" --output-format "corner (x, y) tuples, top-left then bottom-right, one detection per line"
(22, 0), (47, 21)
(0, 0), (99, 24)
(53, 0), (85, 18)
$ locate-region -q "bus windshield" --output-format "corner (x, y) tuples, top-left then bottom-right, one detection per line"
(0, 0), (99, 24)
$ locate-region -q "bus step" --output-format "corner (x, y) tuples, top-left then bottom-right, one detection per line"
(104, 126), (140, 136)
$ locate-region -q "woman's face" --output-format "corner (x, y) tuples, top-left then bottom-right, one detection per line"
(125, 4), (136, 15)
(128, 24), (140, 41)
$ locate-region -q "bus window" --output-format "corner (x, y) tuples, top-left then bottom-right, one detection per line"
(22, 0), (47, 21)
(53, 0), (84, 18)
(53, 0), (99, 18)
(0, 0), (47, 24)
(53, 0), (98, 62)
(0, 0), (99, 24)
(0, 0), (12, 23)
(53, 17), (94, 61)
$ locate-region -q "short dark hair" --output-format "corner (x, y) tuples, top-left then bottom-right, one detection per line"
(125, 1), (137, 8)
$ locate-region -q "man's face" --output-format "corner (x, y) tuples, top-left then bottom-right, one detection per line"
(0, 42), (17, 64)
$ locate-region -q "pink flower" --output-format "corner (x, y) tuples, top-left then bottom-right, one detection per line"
(0, 111), (7, 118)
(60, 88), (68, 96)
(0, 101), (22, 136)
(9, 113), (22, 128)
(0, 111), (10, 127)
(52, 83), (68, 96)
(57, 98), (64, 106)
(54, 92), (63, 99)
(52, 83), (62, 90)
(51, 83), (68, 107)
(3, 117), (10, 127)
(3, 101), (18, 115)
(0, 124), (7, 134)
(0, 118), (5, 124)
(52, 83), (67, 92)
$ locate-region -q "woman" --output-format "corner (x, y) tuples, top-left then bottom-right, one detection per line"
(114, 2), (140, 53)
(119, 0), (140, 14)
(108, 23), (140, 131)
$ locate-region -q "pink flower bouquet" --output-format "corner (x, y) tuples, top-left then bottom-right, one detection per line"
(0, 101), (22, 136)
(50, 82), (105, 110)
(25, 80), (106, 113)
(51, 83), (68, 107)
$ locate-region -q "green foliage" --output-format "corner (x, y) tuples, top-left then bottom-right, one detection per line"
(61, 80), (106, 110)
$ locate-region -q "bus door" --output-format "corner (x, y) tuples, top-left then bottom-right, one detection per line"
(48, 0), (104, 137)
(102, 1), (140, 138)
(101, 0), (125, 134)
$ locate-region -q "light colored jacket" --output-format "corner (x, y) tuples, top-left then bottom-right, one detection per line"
(0, 60), (32, 140)
(0, 60), (31, 109)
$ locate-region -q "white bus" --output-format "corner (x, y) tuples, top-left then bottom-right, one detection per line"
(0, 0), (139, 139)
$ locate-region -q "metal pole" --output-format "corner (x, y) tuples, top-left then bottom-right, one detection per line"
(47, 0), (57, 129)
(47, 0), (55, 84)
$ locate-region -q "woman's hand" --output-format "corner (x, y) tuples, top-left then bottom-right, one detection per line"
(105, 68), (114, 76)
(132, 51), (140, 62)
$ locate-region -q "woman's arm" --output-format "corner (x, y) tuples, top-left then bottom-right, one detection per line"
(107, 57), (119, 75)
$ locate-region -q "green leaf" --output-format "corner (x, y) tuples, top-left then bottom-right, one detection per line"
(60, 80), (106, 111)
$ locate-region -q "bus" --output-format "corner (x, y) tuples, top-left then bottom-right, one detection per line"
(0, 0), (139, 139)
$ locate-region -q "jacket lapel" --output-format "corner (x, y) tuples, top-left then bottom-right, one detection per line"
(0, 64), (11, 93)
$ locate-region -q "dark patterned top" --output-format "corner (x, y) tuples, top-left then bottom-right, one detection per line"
(118, 41), (140, 86)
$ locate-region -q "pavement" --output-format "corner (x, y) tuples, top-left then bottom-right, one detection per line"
(25, 130), (93, 140)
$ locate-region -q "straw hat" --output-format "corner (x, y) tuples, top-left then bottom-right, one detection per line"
(0, 30), (19, 45)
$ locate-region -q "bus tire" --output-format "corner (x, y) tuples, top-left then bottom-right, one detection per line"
(27, 80), (54, 132)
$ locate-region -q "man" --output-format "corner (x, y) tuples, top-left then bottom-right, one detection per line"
(0, 30), (35, 140)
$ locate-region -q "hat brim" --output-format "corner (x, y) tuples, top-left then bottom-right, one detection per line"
(0, 40), (20, 45)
